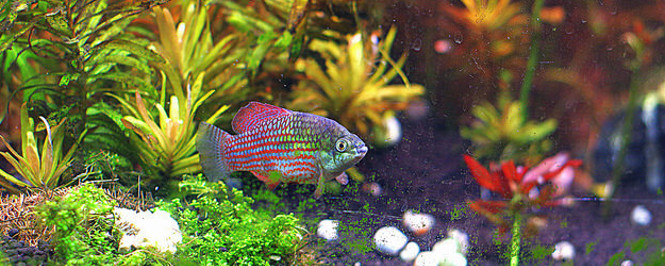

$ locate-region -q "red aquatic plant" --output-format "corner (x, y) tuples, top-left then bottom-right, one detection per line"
(464, 154), (582, 232)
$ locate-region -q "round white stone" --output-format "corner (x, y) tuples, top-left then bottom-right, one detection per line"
(317, 219), (339, 241)
(439, 252), (468, 266)
(621, 260), (634, 266)
(631, 205), (652, 226)
(552, 241), (575, 261)
(403, 210), (436, 236)
(413, 251), (440, 266)
(114, 207), (182, 253)
(399, 242), (420, 262)
(374, 226), (408, 256)
(432, 238), (462, 256)
(382, 115), (402, 146)
(447, 229), (469, 255)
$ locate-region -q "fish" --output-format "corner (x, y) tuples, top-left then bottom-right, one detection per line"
(196, 102), (368, 198)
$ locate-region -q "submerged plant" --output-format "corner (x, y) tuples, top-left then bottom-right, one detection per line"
(35, 183), (169, 265)
(113, 78), (229, 182)
(464, 154), (581, 266)
(150, 3), (247, 103)
(289, 26), (424, 142)
(460, 92), (557, 164)
(159, 174), (308, 265)
(0, 103), (78, 193)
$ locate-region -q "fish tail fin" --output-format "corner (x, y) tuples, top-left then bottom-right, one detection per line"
(196, 122), (234, 185)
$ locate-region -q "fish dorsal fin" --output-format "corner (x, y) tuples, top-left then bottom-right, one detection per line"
(232, 102), (291, 134)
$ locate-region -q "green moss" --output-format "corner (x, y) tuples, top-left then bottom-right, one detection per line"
(34, 184), (168, 265)
(158, 174), (306, 265)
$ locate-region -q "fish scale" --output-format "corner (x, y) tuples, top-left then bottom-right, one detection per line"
(196, 102), (367, 198)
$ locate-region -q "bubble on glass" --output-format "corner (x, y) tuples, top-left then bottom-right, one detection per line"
(412, 38), (422, 51)
(454, 33), (463, 44)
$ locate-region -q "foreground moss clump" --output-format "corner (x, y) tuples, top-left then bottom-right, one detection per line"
(35, 184), (167, 265)
(159, 175), (306, 265)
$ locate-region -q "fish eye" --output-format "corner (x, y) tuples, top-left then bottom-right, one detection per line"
(335, 139), (349, 152)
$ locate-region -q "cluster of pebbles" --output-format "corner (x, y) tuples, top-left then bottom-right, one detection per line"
(1, 228), (52, 265)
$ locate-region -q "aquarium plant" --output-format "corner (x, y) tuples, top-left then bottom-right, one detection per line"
(460, 91), (557, 164)
(158, 174), (308, 265)
(0, 103), (78, 193)
(288, 26), (424, 144)
(114, 84), (229, 183)
(35, 184), (169, 265)
(149, 3), (248, 104)
(464, 154), (581, 266)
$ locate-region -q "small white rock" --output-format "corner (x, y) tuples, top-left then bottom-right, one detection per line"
(413, 251), (440, 266)
(432, 238), (461, 256)
(447, 229), (469, 255)
(621, 260), (634, 266)
(400, 242), (420, 262)
(403, 210), (436, 236)
(382, 114), (402, 146)
(439, 252), (467, 266)
(374, 226), (408, 256)
(552, 241), (575, 261)
(317, 219), (339, 241)
(114, 207), (182, 253)
(631, 205), (652, 226)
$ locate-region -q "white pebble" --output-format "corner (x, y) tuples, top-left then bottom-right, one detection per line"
(447, 229), (469, 255)
(403, 210), (436, 236)
(432, 238), (462, 256)
(400, 242), (420, 262)
(439, 252), (467, 266)
(317, 219), (339, 241)
(413, 251), (440, 266)
(621, 260), (634, 266)
(552, 241), (575, 261)
(631, 205), (652, 226)
(374, 226), (408, 256)
(382, 114), (402, 146)
(114, 207), (182, 253)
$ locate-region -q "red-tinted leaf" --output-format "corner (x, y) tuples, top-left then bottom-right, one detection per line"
(541, 159), (583, 182)
(502, 160), (518, 182)
(469, 200), (508, 214)
(464, 155), (499, 192)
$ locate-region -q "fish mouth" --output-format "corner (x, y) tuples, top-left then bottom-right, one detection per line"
(356, 146), (368, 157)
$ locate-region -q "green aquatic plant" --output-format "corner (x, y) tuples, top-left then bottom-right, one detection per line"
(35, 183), (169, 265)
(0, 103), (78, 193)
(150, 3), (247, 103)
(460, 91), (556, 164)
(0, 0), (164, 132)
(112, 78), (230, 182)
(158, 174), (308, 265)
(288, 26), (424, 141)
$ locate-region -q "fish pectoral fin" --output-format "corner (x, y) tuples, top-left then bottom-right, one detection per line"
(334, 172), (349, 185)
(251, 171), (281, 190)
(314, 174), (325, 199)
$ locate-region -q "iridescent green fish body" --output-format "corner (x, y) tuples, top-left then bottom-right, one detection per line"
(196, 102), (368, 198)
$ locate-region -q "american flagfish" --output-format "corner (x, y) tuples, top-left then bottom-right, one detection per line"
(196, 102), (368, 198)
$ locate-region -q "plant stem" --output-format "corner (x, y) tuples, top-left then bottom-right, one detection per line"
(510, 211), (523, 266)
(602, 70), (641, 218)
(519, 0), (545, 118)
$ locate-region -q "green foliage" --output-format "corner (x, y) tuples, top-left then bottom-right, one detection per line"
(113, 77), (230, 182)
(460, 91), (557, 164)
(158, 174), (306, 265)
(288, 26), (424, 141)
(34, 184), (169, 265)
(149, 2), (248, 104)
(0, 103), (78, 193)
